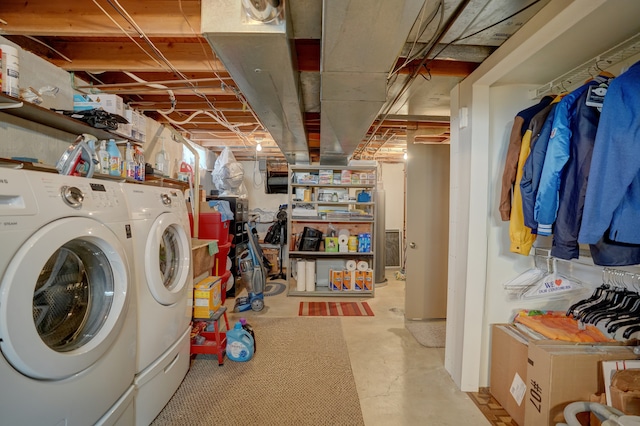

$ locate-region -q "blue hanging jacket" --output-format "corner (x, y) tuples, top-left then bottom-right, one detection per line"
(579, 61), (640, 245)
(533, 77), (610, 236)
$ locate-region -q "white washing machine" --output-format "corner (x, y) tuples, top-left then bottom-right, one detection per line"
(121, 183), (192, 425)
(0, 168), (136, 426)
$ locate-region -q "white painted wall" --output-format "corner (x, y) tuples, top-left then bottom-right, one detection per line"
(380, 162), (405, 234)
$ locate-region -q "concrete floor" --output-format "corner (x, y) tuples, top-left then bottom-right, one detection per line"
(226, 270), (490, 426)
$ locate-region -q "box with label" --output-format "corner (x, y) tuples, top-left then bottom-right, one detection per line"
(490, 324), (531, 426)
(113, 108), (133, 138)
(193, 276), (222, 319)
(340, 170), (352, 185)
(525, 342), (636, 426)
(318, 169), (333, 184)
(73, 94), (124, 117)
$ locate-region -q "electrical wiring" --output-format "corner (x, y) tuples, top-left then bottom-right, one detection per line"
(359, 0), (544, 159)
(123, 71), (176, 115)
(391, 0), (430, 78)
(424, 0), (544, 70)
(91, 0), (262, 151)
(389, 0), (444, 79)
(91, 0), (166, 69)
(252, 151), (264, 189)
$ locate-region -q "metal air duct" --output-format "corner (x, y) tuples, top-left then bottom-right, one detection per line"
(201, 0), (309, 163)
(319, 0), (424, 165)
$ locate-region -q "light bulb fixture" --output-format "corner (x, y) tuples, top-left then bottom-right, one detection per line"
(403, 151), (408, 160)
(256, 142), (263, 152)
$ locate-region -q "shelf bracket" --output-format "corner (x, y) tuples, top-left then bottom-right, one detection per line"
(0, 101), (24, 110)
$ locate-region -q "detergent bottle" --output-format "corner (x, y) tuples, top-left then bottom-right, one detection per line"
(226, 321), (254, 362)
(106, 139), (121, 176)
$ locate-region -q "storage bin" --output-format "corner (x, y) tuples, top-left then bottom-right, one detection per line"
(213, 242), (232, 276)
(189, 211), (230, 241)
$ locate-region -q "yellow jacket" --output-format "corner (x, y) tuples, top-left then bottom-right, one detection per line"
(510, 128), (537, 255)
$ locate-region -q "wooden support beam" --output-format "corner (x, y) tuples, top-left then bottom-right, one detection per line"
(41, 39), (225, 72)
(0, 0), (201, 37)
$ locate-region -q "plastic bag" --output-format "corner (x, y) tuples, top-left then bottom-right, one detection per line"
(212, 147), (247, 196)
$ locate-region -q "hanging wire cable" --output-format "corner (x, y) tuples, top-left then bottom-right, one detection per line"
(389, 0), (444, 79)
(90, 0), (261, 149)
(354, 0), (472, 159)
(358, 0), (544, 159)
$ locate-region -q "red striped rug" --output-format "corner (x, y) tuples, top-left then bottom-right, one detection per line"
(298, 301), (374, 317)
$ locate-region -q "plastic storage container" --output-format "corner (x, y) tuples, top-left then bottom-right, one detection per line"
(226, 322), (254, 362)
(213, 242), (232, 276)
(189, 211), (230, 241)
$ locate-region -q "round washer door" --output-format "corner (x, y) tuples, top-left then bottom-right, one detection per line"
(145, 212), (191, 305)
(0, 217), (130, 380)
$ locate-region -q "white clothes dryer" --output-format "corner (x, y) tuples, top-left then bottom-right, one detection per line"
(0, 168), (136, 426)
(121, 183), (192, 425)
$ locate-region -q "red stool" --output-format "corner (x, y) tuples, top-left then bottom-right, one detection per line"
(190, 306), (230, 365)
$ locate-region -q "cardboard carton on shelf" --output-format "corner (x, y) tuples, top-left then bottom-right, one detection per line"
(193, 275), (222, 319)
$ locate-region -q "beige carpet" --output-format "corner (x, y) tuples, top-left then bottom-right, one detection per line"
(152, 317), (364, 426)
(405, 320), (446, 348)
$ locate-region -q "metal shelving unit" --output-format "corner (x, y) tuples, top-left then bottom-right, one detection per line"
(286, 164), (377, 297)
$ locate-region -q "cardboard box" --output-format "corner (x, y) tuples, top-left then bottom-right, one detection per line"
(191, 241), (215, 279)
(193, 276), (222, 319)
(73, 94), (124, 117)
(490, 324), (531, 426)
(525, 342), (637, 425)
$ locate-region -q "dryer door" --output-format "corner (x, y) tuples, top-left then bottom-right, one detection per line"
(145, 211), (191, 305)
(0, 217), (130, 380)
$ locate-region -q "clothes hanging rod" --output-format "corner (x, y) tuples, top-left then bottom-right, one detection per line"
(530, 32), (640, 99)
(533, 247), (640, 279)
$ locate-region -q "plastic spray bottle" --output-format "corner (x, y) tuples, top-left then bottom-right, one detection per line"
(98, 140), (110, 174)
(107, 139), (121, 176)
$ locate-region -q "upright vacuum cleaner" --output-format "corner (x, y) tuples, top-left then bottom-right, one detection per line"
(234, 221), (267, 312)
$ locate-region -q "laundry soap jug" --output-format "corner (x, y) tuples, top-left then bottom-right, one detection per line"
(226, 322), (254, 362)
(106, 139), (121, 176)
